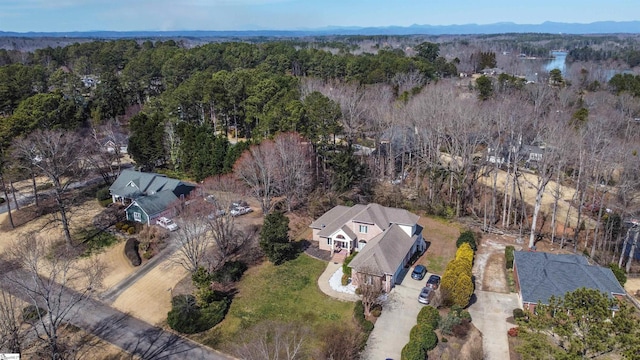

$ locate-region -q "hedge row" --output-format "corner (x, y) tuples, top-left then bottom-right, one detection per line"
(505, 246), (515, 269)
(401, 306), (440, 360)
(125, 238), (141, 266)
(441, 242), (475, 308)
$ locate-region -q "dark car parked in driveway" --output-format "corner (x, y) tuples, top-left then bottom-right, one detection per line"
(426, 274), (441, 289)
(411, 265), (427, 280)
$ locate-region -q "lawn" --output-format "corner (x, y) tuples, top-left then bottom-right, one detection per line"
(415, 216), (461, 275)
(194, 254), (355, 352)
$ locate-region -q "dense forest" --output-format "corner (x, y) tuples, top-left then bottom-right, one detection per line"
(1, 33), (640, 268)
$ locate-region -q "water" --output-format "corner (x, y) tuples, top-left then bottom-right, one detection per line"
(545, 51), (567, 74)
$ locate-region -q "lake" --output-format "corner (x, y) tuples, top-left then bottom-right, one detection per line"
(545, 51), (567, 74)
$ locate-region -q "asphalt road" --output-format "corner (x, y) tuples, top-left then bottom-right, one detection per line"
(0, 265), (234, 360)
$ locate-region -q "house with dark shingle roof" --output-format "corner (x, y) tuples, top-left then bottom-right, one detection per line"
(310, 203), (425, 292)
(513, 251), (626, 313)
(109, 169), (195, 225)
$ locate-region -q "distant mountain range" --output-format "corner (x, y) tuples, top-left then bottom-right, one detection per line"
(1, 21), (639, 38)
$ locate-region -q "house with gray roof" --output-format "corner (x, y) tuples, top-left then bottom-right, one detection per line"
(310, 203), (424, 292)
(513, 251), (626, 313)
(109, 169), (195, 225)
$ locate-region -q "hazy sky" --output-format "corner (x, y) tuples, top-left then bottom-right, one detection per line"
(1, 0), (638, 32)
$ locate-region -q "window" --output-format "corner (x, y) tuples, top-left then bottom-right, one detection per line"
(359, 225), (368, 234)
(133, 212), (141, 222)
(327, 238), (332, 245)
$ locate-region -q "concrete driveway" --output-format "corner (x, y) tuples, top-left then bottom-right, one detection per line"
(467, 290), (520, 360)
(362, 268), (431, 360)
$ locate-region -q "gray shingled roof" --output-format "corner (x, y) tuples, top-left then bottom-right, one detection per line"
(110, 169), (192, 198)
(130, 191), (179, 216)
(348, 224), (419, 276)
(309, 203), (419, 238)
(514, 251), (625, 305)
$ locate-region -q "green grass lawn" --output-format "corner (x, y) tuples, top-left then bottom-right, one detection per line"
(195, 254), (355, 350)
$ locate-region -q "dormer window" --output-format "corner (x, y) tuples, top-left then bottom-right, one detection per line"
(359, 225), (368, 234)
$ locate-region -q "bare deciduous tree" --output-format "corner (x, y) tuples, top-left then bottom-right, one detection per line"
(12, 130), (90, 246)
(171, 198), (215, 273)
(233, 321), (310, 360)
(0, 290), (27, 354)
(3, 233), (103, 360)
(353, 270), (384, 317)
(274, 132), (313, 212)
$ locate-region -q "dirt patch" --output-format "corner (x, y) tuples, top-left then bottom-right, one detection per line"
(625, 278), (640, 298)
(429, 324), (483, 360)
(482, 252), (509, 293)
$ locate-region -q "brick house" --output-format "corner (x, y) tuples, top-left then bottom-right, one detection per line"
(310, 203), (425, 292)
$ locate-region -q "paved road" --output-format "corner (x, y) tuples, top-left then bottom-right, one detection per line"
(362, 268), (425, 360)
(467, 290), (520, 360)
(0, 265), (234, 360)
(0, 175), (105, 214)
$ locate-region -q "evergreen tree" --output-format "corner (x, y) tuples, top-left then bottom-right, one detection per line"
(128, 112), (165, 170)
(259, 212), (295, 265)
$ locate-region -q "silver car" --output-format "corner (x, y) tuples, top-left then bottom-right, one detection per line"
(418, 287), (433, 305)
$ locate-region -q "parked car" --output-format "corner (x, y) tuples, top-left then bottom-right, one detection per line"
(426, 274), (441, 289)
(208, 209), (226, 220)
(156, 217), (178, 231)
(230, 205), (253, 217)
(411, 265), (427, 280)
(418, 287), (433, 304)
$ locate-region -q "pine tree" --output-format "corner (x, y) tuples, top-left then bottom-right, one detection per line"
(259, 212), (295, 265)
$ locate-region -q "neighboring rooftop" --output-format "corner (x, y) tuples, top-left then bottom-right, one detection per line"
(514, 251), (625, 305)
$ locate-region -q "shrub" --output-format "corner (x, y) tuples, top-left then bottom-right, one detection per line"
(341, 273), (350, 286)
(211, 261), (247, 283)
(608, 263), (627, 286)
(452, 321), (470, 338)
(513, 308), (525, 320)
(353, 301), (374, 333)
(439, 312), (462, 335)
(197, 299), (229, 331)
(456, 230), (477, 251)
(401, 340), (426, 360)
(417, 305), (441, 329)
(121, 224), (129, 232)
(124, 238), (141, 266)
(192, 267), (213, 288)
(115, 222), (123, 230)
(410, 323), (438, 351)
(441, 337), (448, 343)
(22, 305), (46, 322)
(505, 246), (515, 269)
(0, 197), (5, 204)
(371, 307), (382, 318)
(343, 252), (357, 276)
(508, 327), (519, 337)
(96, 187), (110, 201)
(167, 295), (200, 334)
(460, 310), (472, 323)
(127, 227), (136, 235)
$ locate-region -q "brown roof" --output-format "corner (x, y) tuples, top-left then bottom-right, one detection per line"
(309, 203), (419, 238)
(348, 224), (420, 275)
